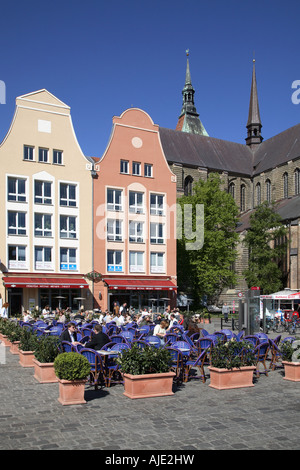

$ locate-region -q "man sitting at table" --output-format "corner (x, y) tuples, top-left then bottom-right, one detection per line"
(60, 322), (82, 347)
(84, 324), (110, 350)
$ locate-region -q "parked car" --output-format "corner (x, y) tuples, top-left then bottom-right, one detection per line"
(207, 305), (222, 313)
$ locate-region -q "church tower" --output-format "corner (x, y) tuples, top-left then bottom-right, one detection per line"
(245, 59), (263, 147)
(176, 50), (208, 136)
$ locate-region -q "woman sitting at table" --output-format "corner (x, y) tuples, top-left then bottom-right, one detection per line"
(153, 320), (169, 345)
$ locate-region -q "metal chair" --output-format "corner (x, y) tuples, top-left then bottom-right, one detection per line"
(253, 341), (270, 377)
(166, 347), (184, 383)
(182, 350), (208, 383)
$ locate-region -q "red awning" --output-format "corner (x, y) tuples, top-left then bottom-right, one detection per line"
(3, 276), (89, 289)
(103, 278), (177, 291)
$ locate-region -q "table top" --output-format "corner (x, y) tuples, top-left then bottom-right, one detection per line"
(98, 350), (118, 355)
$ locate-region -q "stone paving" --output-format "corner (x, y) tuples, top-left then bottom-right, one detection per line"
(1, 322), (300, 452)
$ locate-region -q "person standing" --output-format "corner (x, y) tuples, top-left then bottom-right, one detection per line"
(222, 303), (230, 323)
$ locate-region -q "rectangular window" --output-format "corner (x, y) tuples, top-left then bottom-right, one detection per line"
(8, 211), (26, 235)
(150, 252), (165, 273)
(35, 246), (52, 270)
(150, 223), (164, 244)
(34, 180), (52, 205)
(129, 251), (144, 273)
(60, 215), (76, 239)
(129, 191), (144, 214)
(150, 193), (164, 215)
(107, 219), (122, 242)
(144, 163), (153, 177)
(7, 177), (26, 202)
(53, 150), (63, 165)
(107, 250), (123, 272)
(60, 248), (77, 271)
(60, 183), (76, 207)
(132, 162), (141, 176)
(107, 188), (122, 211)
(23, 145), (34, 161)
(38, 148), (49, 163)
(120, 160), (129, 174)
(34, 213), (52, 237)
(129, 221), (144, 243)
(8, 245), (26, 269)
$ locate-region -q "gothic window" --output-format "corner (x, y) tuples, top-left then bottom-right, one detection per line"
(184, 176), (193, 196)
(295, 168), (300, 195)
(256, 183), (261, 206)
(283, 172), (288, 199)
(240, 184), (246, 212)
(228, 182), (235, 199)
(266, 179), (271, 203)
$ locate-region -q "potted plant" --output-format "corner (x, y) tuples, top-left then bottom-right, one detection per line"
(281, 340), (300, 382)
(116, 343), (175, 399)
(33, 336), (61, 383)
(18, 329), (39, 367)
(0, 319), (15, 347)
(54, 352), (91, 405)
(6, 323), (23, 354)
(208, 338), (256, 390)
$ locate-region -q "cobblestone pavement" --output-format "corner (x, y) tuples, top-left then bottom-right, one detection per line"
(1, 324), (299, 453)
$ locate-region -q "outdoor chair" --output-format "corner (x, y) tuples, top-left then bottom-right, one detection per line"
(220, 329), (236, 340)
(145, 335), (161, 348)
(194, 337), (214, 364)
(236, 330), (245, 341)
(182, 349), (208, 383)
(189, 332), (201, 344)
(164, 333), (179, 346)
(80, 348), (107, 389)
(81, 327), (93, 338)
(131, 339), (149, 349)
(244, 335), (259, 348)
(201, 329), (209, 337)
(120, 331), (134, 343)
(104, 343), (130, 387)
(282, 337), (295, 343)
(273, 335), (281, 345)
(166, 347), (184, 383)
(268, 339), (283, 371)
(255, 332), (269, 343)
(253, 341), (270, 377)
(110, 334), (127, 344)
(137, 325), (151, 338)
(61, 341), (77, 353)
(172, 341), (192, 362)
(214, 331), (227, 342)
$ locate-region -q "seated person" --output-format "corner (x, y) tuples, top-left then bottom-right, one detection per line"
(84, 324), (110, 350)
(60, 322), (82, 347)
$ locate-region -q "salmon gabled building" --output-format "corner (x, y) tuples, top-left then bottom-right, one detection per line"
(93, 108), (177, 312)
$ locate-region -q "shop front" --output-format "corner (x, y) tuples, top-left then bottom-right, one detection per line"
(2, 274), (90, 316)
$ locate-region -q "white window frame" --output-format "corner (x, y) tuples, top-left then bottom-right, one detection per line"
(107, 250), (123, 272)
(8, 245), (27, 269)
(144, 163), (153, 177)
(34, 180), (52, 205)
(129, 191), (144, 214)
(107, 219), (122, 242)
(8, 211), (26, 236)
(150, 222), (164, 244)
(60, 247), (77, 271)
(132, 161), (141, 176)
(23, 145), (34, 161)
(120, 160), (129, 174)
(150, 193), (164, 215)
(35, 246), (53, 270)
(34, 213), (52, 237)
(60, 183), (77, 207)
(150, 252), (165, 273)
(129, 251), (144, 273)
(53, 149), (63, 165)
(107, 188), (122, 212)
(38, 147), (49, 163)
(129, 221), (144, 243)
(60, 215), (76, 239)
(7, 177), (26, 202)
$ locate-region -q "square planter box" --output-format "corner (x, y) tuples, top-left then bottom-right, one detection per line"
(123, 372), (175, 399)
(208, 366), (256, 390)
(1, 335), (12, 347)
(58, 379), (87, 405)
(282, 361), (300, 382)
(19, 350), (35, 367)
(33, 359), (58, 383)
(10, 341), (20, 355)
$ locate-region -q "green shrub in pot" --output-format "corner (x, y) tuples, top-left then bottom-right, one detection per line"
(34, 335), (61, 363)
(54, 352), (91, 381)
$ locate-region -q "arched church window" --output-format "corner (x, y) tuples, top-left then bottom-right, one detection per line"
(256, 182), (261, 206)
(266, 179), (271, 203)
(283, 172), (288, 199)
(295, 168), (300, 196)
(240, 184), (246, 212)
(228, 182), (235, 199)
(184, 176), (193, 196)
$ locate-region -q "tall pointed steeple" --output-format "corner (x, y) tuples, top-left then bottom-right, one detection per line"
(176, 50), (208, 136)
(245, 58), (263, 147)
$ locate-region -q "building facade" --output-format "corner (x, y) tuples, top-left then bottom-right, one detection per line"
(0, 90), (93, 315)
(92, 108), (177, 312)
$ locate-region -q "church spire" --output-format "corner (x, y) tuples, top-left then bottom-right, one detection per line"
(176, 50), (208, 136)
(245, 58), (263, 147)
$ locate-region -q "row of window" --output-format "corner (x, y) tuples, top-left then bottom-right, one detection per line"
(8, 177), (77, 206)
(7, 212), (77, 239)
(8, 245), (77, 271)
(107, 250), (164, 273)
(108, 189), (164, 215)
(120, 160), (152, 177)
(107, 220), (164, 244)
(24, 145), (63, 165)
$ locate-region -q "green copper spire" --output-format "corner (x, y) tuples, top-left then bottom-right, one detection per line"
(176, 50), (209, 136)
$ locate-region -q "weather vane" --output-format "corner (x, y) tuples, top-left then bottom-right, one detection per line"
(186, 49), (189, 57)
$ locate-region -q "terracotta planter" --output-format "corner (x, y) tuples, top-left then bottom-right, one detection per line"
(10, 341), (20, 355)
(19, 350), (35, 367)
(33, 359), (58, 383)
(282, 361), (300, 382)
(208, 366), (256, 390)
(57, 378), (87, 405)
(1, 335), (12, 347)
(123, 371), (176, 399)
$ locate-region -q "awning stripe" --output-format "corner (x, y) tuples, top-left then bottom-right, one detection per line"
(3, 277), (89, 289)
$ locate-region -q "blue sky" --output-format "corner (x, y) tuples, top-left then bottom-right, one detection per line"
(0, 0), (300, 158)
